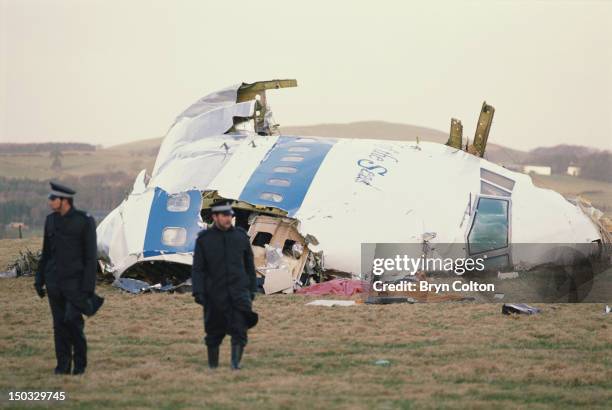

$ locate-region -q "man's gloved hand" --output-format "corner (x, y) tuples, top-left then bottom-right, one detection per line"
(193, 293), (205, 306)
(34, 283), (46, 299)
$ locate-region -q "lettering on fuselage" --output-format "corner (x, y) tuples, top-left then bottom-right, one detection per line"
(355, 145), (400, 187)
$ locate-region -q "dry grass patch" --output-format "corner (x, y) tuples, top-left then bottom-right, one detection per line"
(0, 241), (611, 409)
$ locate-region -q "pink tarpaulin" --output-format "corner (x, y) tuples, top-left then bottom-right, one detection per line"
(296, 279), (369, 296)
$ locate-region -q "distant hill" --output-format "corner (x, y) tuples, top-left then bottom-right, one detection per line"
(107, 120), (530, 166)
(281, 121), (449, 142)
(1, 121), (609, 180)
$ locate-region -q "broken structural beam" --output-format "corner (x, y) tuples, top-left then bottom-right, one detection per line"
(237, 79), (298, 103)
(469, 101), (495, 157)
(446, 118), (463, 149)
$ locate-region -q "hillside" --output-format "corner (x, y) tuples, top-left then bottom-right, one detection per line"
(0, 121), (609, 239)
(0, 121), (529, 180)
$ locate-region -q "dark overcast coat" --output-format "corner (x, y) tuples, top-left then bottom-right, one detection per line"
(36, 207), (97, 293)
(191, 225), (257, 318)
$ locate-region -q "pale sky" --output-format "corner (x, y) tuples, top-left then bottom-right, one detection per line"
(1, 0), (611, 151)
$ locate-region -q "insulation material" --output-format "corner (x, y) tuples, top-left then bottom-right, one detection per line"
(306, 300), (356, 307)
(262, 267), (292, 294)
(296, 279), (368, 296)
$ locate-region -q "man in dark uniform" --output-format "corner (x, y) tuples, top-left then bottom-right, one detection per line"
(191, 200), (258, 370)
(35, 182), (102, 375)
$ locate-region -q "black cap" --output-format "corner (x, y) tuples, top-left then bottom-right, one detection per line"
(210, 200), (234, 215)
(48, 182), (76, 199)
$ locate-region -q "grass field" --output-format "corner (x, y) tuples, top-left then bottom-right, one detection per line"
(1, 240), (611, 409)
(0, 145), (157, 180)
(532, 174), (612, 217)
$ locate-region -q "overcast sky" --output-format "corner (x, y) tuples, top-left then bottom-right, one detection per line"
(1, 0), (610, 151)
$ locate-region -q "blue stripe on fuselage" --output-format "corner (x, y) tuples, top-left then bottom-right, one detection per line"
(143, 188), (202, 258)
(238, 136), (336, 216)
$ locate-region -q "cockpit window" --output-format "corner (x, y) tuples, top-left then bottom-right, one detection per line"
(481, 181), (511, 197)
(468, 197), (510, 255)
(480, 169), (515, 191)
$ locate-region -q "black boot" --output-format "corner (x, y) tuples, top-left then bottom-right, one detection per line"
(207, 346), (219, 369)
(230, 344), (244, 370)
(72, 351), (87, 375)
(54, 357), (71, 375)
(54, 365), (71, 375)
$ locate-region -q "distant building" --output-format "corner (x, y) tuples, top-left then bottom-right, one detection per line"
(566, 165), (581, 177)
(523, 165), (551, 176)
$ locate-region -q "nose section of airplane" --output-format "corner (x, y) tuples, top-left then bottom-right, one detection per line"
(142, 188), (203, 257)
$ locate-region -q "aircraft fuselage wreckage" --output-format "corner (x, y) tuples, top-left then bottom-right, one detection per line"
(97, 80), (610, 298)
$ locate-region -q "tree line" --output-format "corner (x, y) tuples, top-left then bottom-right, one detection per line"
(0, 142), (97, 154)
(0, 173), (133, 238)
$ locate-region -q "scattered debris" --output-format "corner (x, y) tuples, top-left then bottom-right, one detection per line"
(365, 296), (416, 304)
(0, 270), (17, 279)
(502, 303), (541, 315)
(249, 215), (321, 294)
(114, 278), (152, 294)
(306, 300), (356, 307)
(605, 305), (611, 314)
(113, 277), (192, 294)
(374, 359), (391, 366)
(3, 248), (40, 278)
(498, 271), (519, 280)
(296, 279), (368, 296)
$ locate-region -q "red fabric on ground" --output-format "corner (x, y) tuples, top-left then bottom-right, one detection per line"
(296, 279), (368, 296)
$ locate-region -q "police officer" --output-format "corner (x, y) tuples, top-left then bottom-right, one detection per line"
(35, 182), (102, 375)
(191, 200), (258, 370)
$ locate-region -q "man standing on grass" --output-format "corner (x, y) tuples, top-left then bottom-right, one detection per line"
(34, 182), (103, 375)
(191, 200), (258, 370)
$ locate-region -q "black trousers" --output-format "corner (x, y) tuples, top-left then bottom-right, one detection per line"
(203, 304), (247, 348)
(47, 287), (87, 372)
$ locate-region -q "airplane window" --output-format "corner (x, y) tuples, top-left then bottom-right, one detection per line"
(281, 156), (304, 162)
(252, 232), (272, 247)
(468, 197), (509, 254)
(267, 178), (291, 187)
(259, 192), (283, 202)
(167, 192), (190, 212)
(161, 227), (187, 246)
(480, 169), (515, 191)
(282, 239), (296, 257)
(288, 147), (310, 153)
(481, 181), (511, 197)
(273, 166), (297, 174)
